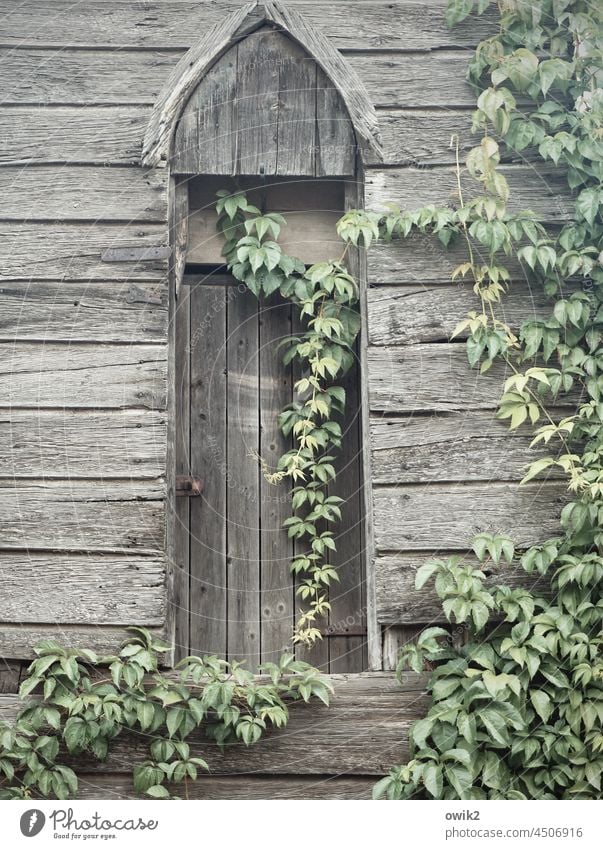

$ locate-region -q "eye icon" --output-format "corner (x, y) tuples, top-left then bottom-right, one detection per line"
(20, 810), (46, 837)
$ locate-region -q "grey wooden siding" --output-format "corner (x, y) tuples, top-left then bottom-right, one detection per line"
(0, 671), (429, 797)
(0, 0), (569, 672)
(0, 0), (573, 800)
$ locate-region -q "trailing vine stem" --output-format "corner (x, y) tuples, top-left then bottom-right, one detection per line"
(215, 192), (380, 645)
(451, 131), (578, 465)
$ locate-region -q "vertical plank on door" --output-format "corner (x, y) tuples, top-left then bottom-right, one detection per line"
(171, 176), (190, 663)
(259, 295), (295, 663)
(276, 36), (316, 176)
(235, 30), (280, 175)
(315, 67), (356, 177)
(259, 296), (295, 662)
(171, 51), (237, 175)
(173, 280), (191, 661)
(329, 359), (366, 672)
(189, 283), (228, 658)
(227, 285), (261, 668)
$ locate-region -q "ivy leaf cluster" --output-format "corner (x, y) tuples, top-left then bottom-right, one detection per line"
(374, 535), (602, 799)
(0, 629), (332, 800)
(374, 0), (602, 800)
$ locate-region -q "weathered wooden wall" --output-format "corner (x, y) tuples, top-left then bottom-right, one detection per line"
(0, 671), (428, 798)
(0, 0), (571, 797)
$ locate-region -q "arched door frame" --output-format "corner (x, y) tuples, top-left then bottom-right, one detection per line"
(144, 0), (383, 670)
(142, 1), (382, 168)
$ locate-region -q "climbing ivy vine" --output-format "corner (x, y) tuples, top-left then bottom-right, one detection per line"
(4, 0), (599, 803)
(0, 629), (331, 799)
(214, 0), (602, 796)
(216, 193), (378, 644)
(372, 0), (603, 799)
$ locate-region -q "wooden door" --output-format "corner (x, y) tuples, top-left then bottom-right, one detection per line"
(173, 273), (366, 672)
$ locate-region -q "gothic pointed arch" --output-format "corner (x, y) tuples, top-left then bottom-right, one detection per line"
(141, 0), (382, 169)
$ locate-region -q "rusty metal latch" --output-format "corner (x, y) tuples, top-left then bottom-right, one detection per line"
(125, 285), (163, 306)
(175, 476), (204, 497)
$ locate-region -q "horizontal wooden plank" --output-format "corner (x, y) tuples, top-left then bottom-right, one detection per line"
(0, 106), (149, 166)
(0, 50), (474, 108)
(367, 343), (582, 412)
(74, 773), (377, 800)
(0, 2), (495, 51)
(0, 480), (165, 554)
(0, 410), (166, 478)
(0, 107), (491, 169)
(367, 283), (556, 346)
(355, 52), (474, 108)
(0, 281), (167, 342)
(0, 166), (166, 222)
(367, 108), (475, 167)
(367, 231), (526, 286)
(0, 553), (165, 625)
(0, 625), (167, 660)
(373, 481), (568, 551)
(366, 166), (574, 224)
(0, 48), (176, 105)
(368, 343), (510, 412)
(371, 108), (544, 168)
(0, 672), (429, 775)
(375, 552), (552, 624)
(0, 343), (166, 409)
(101, 246), (171, 262)
(188, 209), (342, 264)
(0, 108), (538, 182)
(370, 411), (566, 484)
(0, 222), (169, 280)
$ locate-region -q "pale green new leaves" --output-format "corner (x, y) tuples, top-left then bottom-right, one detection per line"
(376, 0), (603, 803)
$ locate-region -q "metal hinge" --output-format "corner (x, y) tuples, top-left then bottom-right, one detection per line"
(125, 285), (163, 306)
(175, 475), (204, 497)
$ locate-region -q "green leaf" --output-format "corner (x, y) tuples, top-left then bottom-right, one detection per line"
(585, 762), (601, 791)
(55, 765), (78, 796)
(530, 690), (552, 723)
(415, 560), (440, 589)
(480, 709), (509, 746)
(63, 718), (86, 754)
(521, 456), (555, 485)
(137, 702), (155, 731)
(411, 718), (433, 749)
(472, 601), (490, 631)
(458, 713), (477, 746)
(445, 0), (473, 28)
(443, 748), (471, 767)
(19, 677), (42, 699)
(423, 763), (443, 798)
(576, 188), (601, 227)
(146, 785), (170, 799)
(166, 708), (185, 738)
